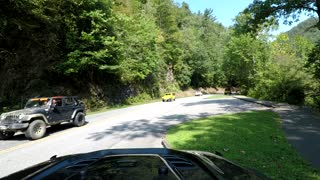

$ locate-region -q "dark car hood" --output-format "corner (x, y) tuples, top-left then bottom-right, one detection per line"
(3, 148), (269, 180)
(1, 107), (44, 116)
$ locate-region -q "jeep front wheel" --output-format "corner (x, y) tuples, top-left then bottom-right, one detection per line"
(73, 112), (85, 127)
(0, 131), (15, 140)
(25, 120), (46, 140)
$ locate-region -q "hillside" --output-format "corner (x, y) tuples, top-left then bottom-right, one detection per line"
(0, 0), (229, 111)
(287, 17), (320, 43)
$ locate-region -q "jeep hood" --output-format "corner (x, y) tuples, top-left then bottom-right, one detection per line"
(1, 108), (42, 116)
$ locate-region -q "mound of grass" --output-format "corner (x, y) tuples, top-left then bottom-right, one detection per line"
(166, 111), (320, 179)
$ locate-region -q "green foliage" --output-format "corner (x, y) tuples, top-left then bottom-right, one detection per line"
(60, 0), (122, 79)
(248, 61), (308, 104)
(306, 44), (320, 108)
(287, 18), (320, 44)
(125, 92), (152, 104)
(0, 0), (64, 103)
(235, 1), (320, 108)
(173, 60), (192, 88)
(305, 83), (320, 109)
(175, 8), (228, 88)
(233, 11), (278, 36)
(308, 42), (320, 79)
(82, 95), (106, 111)
(115, 13), (160, 83)
(223, 34), (269, 92)
(0, 0), (232, 108)
(2, 0), (320, 111)
(248, 34), (314, 105)
(243, 0), (320, 34)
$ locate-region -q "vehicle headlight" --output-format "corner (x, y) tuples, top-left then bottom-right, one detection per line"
(18, 114), (25, 119)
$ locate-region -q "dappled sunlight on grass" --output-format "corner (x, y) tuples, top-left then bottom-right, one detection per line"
(166, 111), (320, 179)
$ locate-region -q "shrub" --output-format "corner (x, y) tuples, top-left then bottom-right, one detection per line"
(126, 93), (152, 104)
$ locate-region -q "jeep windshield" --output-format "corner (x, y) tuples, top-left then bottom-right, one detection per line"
(25, 98), (50, 108)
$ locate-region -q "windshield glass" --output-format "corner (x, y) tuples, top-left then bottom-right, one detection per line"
(25, 98), (50, 108)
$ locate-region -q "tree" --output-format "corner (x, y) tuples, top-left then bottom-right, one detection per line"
(244, 0), (320, 33)
(60, 0), (121, 82)
(0, 0), (232, 109)
(0, 0), (64, 102)
(223, 34), (269, 92)
(114, 13), (160, 83)
(307, 43), (320, 79)
(241, 0), (320, 107)
(249, 33), (314, 104)
(233, 11), (277, 36)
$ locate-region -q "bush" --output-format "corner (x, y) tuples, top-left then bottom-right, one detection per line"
(307, 81), (320, 109)
(248, 78), (306, 105)
(82, 96), (106, 111)
(126, 93), (153, 104)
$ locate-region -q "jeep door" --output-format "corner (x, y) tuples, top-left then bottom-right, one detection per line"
(49, 98), (65, 123)
(63, 97), (75, 120)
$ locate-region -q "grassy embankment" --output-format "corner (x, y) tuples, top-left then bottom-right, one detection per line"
(166, 111), (320, 179)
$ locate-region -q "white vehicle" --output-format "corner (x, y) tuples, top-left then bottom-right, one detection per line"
(195, 91), (203, 96)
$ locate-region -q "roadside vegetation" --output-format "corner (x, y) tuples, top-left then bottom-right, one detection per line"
(166, 111), (320, 179)
(88, 89), (203, 114)
(0, 0), (320, 112)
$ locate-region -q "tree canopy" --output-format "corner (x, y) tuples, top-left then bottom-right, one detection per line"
(242, 0), (320, 34)
(0, 0), (230, 109)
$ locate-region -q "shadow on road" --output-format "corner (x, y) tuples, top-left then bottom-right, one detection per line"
(181, 98), (268, 112)
(86, 100), (265, 142)
(86, 98), (270, 142)
(86, 113), (219, 141)
(181, 99), (234, 106)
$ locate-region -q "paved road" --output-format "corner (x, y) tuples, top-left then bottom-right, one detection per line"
(274, 105), (320, 170)
(0, 95), (268, 177)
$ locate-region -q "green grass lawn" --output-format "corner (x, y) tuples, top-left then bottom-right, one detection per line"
(207, 94), (232, 99)
(166, 111), (320, 179)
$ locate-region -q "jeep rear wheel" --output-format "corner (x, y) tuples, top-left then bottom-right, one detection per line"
(73, 112), (85, 127)
(25, 120), (46, 140)
(0, 131), (15, 140)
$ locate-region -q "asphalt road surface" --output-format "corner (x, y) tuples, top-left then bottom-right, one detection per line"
(0, 95), (269, 177)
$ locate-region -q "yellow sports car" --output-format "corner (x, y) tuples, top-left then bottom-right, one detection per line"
(162, 93), (175, 102)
